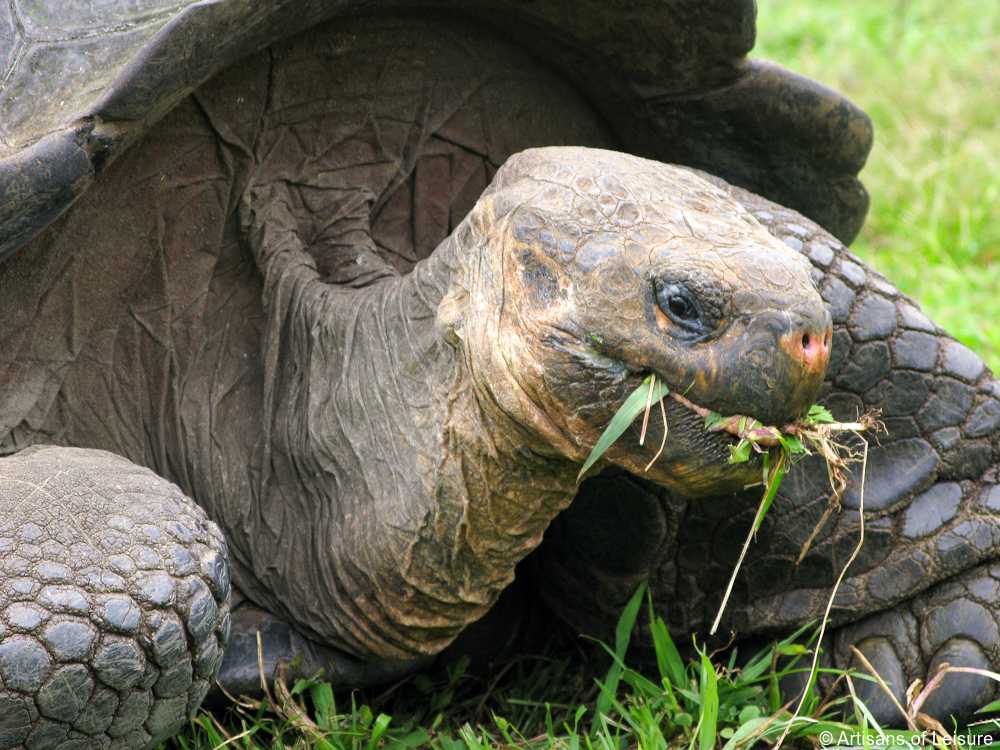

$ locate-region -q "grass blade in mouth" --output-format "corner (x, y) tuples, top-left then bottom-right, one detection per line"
(578, 375), (669, 481)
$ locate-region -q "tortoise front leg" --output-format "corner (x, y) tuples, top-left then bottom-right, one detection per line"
(0, 446), (229, 749)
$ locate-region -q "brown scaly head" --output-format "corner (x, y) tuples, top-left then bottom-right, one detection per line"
(440, 146), (832, 498)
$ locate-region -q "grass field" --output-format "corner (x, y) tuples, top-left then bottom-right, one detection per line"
(169, 2), (1000, 747)
(756, 0), (1000, 373)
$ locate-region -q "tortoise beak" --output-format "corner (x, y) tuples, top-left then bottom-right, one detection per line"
(775, 316), (833, 421)
(715, 305), (833, 426)
(646, 303), (834, 428)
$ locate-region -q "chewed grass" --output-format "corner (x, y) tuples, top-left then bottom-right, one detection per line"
(579, 375), (881, 638)
(705, 404), (882, 634)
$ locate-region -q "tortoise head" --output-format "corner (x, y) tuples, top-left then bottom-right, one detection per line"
(438, 147), (832, 498)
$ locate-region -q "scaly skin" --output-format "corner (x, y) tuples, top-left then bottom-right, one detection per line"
(0, 447), (229, 750)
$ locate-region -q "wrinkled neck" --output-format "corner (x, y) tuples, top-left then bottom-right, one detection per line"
(250, 232), (580, 658)
(381, 245), (582, 650)
(360, 240), (583, 594)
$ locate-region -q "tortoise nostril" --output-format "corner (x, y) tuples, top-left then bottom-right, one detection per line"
(780, 324), (832, 374)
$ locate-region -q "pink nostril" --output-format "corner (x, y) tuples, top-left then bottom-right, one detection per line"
(779, 326), (833, 373)
(798, 328), (832, 368)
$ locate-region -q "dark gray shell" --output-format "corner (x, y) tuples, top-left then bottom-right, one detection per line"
(0, 0), (872, 261)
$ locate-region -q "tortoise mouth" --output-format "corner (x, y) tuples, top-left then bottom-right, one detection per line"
(594, 363), (821, 497)
(666, 389), (788, 446)
(644, 362), (808, 438)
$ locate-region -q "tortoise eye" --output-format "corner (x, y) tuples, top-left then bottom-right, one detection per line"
(654, 280), (704, 332)
(668, 294), (696, 320)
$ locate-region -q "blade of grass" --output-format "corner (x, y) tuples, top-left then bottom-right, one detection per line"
(709, 451), (787, 635)
(579, 377), (668, 480)
(697, 650), (719, 750)
(366, 713), (393, 750)
(649, 595), (687, 689)
(593, 582), (647, 726)
(639, 374), (656, 445)
(755, 452), (786, 533)
(644, 378), (670, 471)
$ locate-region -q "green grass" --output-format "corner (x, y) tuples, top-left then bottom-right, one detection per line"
(169, 588), (1000, 750)
(169, 589), (872, 750)
(755, 0), (1000, 373)
(167, 2), (1000, 747)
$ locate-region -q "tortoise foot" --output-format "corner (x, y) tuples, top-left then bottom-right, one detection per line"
(211, 604), (432, 701)
(835, 563), (1000, 728)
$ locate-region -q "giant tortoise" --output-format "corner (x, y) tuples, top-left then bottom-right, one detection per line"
(1, 1), (999, 746)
